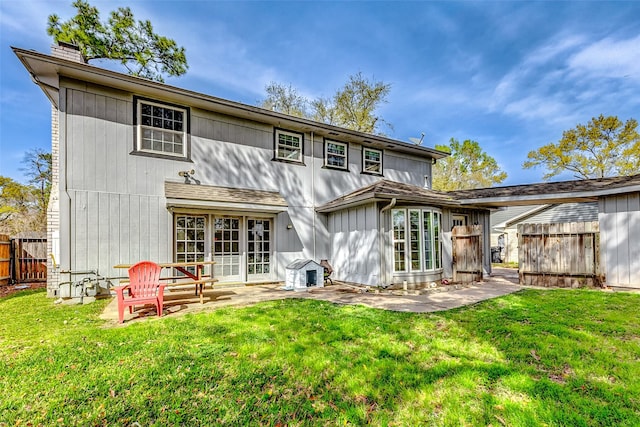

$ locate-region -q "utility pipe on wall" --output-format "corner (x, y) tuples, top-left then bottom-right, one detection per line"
(378, 198), (397, 287)
(311, 131), (316, 260)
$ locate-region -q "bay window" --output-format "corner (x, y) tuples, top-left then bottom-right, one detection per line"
(392, 208), (442, 272)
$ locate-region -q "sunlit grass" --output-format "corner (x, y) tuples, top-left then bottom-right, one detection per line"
(1, 288), (639, 426)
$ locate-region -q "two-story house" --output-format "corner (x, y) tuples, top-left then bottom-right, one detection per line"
(14, 43), (493, 298)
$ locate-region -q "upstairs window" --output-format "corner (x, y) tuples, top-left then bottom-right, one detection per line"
(136, 98), (188, 158)
(324, 140), (348, 170)
(274, 128), (304, 163)
(362, 147), (383, 175)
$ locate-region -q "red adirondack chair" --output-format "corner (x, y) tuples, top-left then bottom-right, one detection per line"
(114, 261), (165, 324)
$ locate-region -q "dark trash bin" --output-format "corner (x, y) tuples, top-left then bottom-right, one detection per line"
(491, 246), (503, 263)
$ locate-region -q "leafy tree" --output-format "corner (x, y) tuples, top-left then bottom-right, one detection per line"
(432, 138), (507, 191)
(47, 0), (188, 82)
(260, 73), (392, 135)
(0, 150), (52, 235)
(523, 115), (640, 180)
(329, 72), (391, 134)
(0, 176), (38, 235)
(21, 149), (52, 225)
(261, 82), (308, 117)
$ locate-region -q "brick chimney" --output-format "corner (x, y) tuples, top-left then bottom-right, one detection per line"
(47, 41), (85, 295)
(51, 41), (85, 63)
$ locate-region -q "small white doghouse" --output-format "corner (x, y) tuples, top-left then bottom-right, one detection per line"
(285, 259), (325, 291)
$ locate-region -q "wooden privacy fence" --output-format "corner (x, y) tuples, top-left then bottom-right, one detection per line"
(0, 235), (10, 286)
(0, 235), (47, 285)
(452, 225), (483, 283)
(518, 221), (601, 287)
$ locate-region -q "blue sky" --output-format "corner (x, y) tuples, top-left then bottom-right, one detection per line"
(1, 1), (639, 185)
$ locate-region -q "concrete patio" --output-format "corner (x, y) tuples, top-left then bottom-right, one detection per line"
(101, 268), (522, 325)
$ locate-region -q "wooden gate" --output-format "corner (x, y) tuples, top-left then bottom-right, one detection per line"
(12, 237), (47, 283)
(452, 225), (483, 283)
(518, 222), (601, 287)
(0, 235), (10, 286)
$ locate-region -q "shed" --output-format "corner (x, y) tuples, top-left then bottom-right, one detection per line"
(285, 259), (325, 291)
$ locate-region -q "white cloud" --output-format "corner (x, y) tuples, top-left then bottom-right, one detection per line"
(488, 32), (640, 124)
(568, 35), (640, 81)
(0, 0), (54, 45)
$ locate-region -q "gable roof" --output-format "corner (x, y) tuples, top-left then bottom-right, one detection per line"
(490, 205), (549, 229)
(523, 202), (598, 225)
(13, 46), (448, 161)
(286, 259), (322, 270)
(452, 174), (640, 207)
(316, 179), (465, 212)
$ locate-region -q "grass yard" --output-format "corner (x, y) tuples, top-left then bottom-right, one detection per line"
(1, 288), (639, 426)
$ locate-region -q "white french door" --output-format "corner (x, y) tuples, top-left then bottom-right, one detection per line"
(175, 215), (206, 276)
(176, 214), (273, 283)
(213, 217), (241, 281)
(247, 218), (271, 281)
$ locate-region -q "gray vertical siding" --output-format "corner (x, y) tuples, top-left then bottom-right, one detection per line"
(525, 202), (598, 224)
(68, 190), (171, 279)
(57, 79), (438, 286)
(328, 203), (380, 286)
(599, 193), (640, 288)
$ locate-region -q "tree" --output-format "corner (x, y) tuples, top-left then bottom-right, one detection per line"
(259, 72), (392, 135)
(0, 150), (52, 235)
(21, 149), (52, 225)
(329, 72), (391, 134)
(261, 82), (308, 117)
(0, 176), (39, 235)
(523, 115), (640, 180)
(47, 0), (188, 82)
(432, 138), (507, 191)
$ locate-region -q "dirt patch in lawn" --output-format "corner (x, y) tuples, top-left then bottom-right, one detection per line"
(0, 282), (47, 298)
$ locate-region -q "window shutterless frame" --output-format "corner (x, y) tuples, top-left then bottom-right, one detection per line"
(362, 147), (383, 175)
(133, 96), (190, 160)
(324, 139), (349, 170)
(392, 207), (443, 273)
(273, 128), (304, 164)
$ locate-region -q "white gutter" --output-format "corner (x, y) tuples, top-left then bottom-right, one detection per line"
(457, 184), (640, 206)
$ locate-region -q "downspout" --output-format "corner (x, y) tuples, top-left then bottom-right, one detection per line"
(63, 92), (73, 285)
(378, 198), (397, 287)
(380, 198), (397, 214)
(311, 131), (316, 260)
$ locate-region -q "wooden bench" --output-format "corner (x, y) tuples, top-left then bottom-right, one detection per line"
(117, 277), (219, 304)
(162, 277), (219, 304)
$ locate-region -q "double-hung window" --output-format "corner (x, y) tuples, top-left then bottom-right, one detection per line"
(274, 128), (304, 163)
(363, 147), (382, 175)
(136, 98), (188, 158)
(325, 140), (348, 170)
(392, 208), (442, 272)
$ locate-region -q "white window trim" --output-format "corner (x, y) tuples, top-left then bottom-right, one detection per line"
(324, 140), (348, 170)
(362, 147), (383, 175)
(409, 209), (422, 272)
(137, 99), (188, 158)
(275, 128), (304, 163)
(392, 209), (407, 273)
(392, 207), (443, 273)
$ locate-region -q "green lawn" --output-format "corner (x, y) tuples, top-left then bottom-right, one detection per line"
(1, 288), (639, 426)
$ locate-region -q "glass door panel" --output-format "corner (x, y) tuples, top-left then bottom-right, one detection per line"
(213, 217), (241, 281)
(175, 215), (206, 276)
(247, 218), (271, 281)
